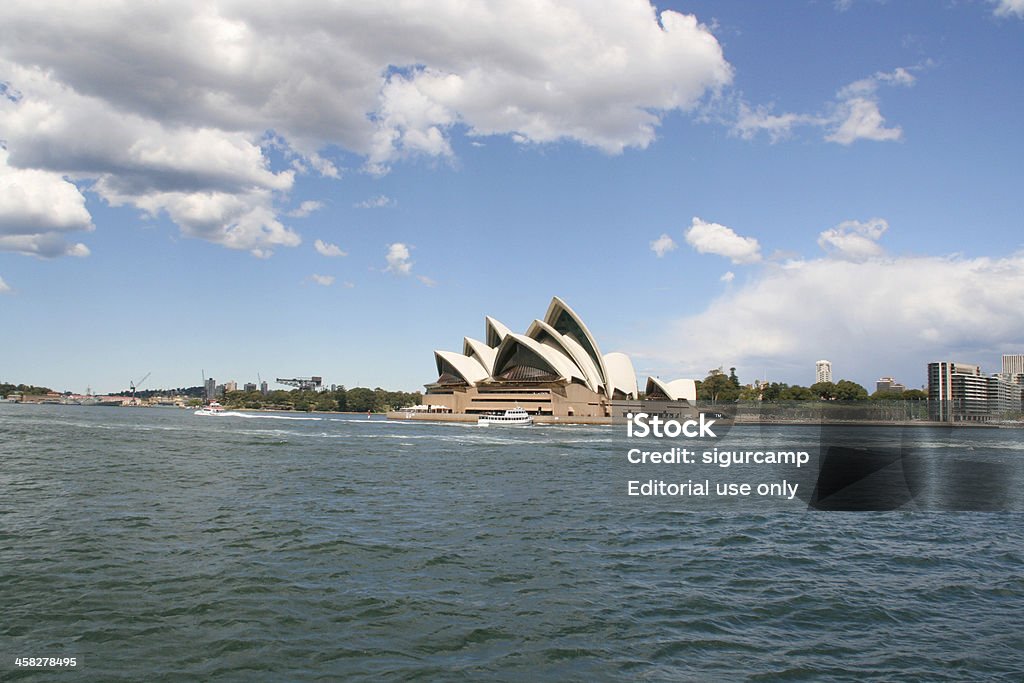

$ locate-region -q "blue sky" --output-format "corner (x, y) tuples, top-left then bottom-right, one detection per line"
(1, 0), (1022, 394)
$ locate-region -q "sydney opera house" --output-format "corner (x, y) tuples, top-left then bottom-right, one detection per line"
(423, 296), (697, 419)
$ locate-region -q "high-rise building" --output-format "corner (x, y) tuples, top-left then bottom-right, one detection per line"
(928, 361), (1022, 422)
(1002, 354), (1024, 378)
(815, 360), (832, 384)
(224, 380), (237, 393)
(244, 382), (257, 392)
(204, 377), (216, 400)
(260, 381), (269, 396)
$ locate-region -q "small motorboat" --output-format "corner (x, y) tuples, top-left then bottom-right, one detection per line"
(194, 401), (226, 416)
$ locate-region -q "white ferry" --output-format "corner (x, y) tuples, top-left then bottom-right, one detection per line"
(194, 401), (226, 416)
(477, 407), (534, 426)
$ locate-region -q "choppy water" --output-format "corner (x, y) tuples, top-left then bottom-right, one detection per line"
(2, 404), (1023, 680)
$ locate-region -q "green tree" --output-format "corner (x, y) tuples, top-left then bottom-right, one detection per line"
(810, 381), (837, 400)
(870, 389), (904, 401)
(699, 368), (740, 403)
(314, 394), (338, 412)
(346, 387), (377, 412)
(780, 385), (814, 400)
(902, 389), (928, 401)
(738, 384), (761, 401)
(834, 379), (869, 401)
(761, 382), (786, 402)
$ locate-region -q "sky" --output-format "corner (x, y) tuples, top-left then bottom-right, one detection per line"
(1, 0), (1022, 395)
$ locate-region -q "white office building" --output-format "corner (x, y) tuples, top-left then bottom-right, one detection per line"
(815, 360), (832, 384)
(1002, 354), (1024, 379)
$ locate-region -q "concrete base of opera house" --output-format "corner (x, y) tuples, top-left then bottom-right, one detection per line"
(385, 411), (614, 425)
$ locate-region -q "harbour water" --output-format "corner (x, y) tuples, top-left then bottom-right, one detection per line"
(2, 404), (1023, 680)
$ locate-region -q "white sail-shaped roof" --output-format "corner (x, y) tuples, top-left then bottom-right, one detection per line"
(434, 350), (489, 386)
(543, 296), (611, 396)
(603, 352), (638, 399)
(646, 376), (697, 402)
(462, 337), (497, 375)
(485, 316), (512, 348)
(525, 319), (602, 393)
(492, 333), (583, 383)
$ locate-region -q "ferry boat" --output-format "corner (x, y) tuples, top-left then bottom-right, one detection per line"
(194, 401), (226, 416)
(477, 407), (533, 426)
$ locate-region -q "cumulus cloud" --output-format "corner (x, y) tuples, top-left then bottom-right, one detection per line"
(354, 194), (396, 209)
(288, 200), (324, 217)
(0, 60), (298, 257)
(647, 221), (1024, 384)
(720, 271), (735, 283)
(310, 274), (335, 286)
(0, 1), (732, 249)
(0, 275), (10, 293)
(649, 252), (1024, 385)
(385, 242), (413, 275)
(0, 148), (93, 257)
(314, 239), (347, 257)
(685, 217), (761, 264)
(650, 233), (678, 258)
(817, 218), (888, 260)
(732, 67), (915, 145)
(994, 0), (1024, 18)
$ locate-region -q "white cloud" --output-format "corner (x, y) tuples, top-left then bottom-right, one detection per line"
(817, 218), (888, 260)
(825, 97), (902, 145)
(288, 200), (324, 217)
(994, 0), (1024, 18)
(731, 67), (915, 145)
(417, 274), (438, 287)
(0, 0), (733, 202)
(310, 274), (335, 286)
(649, 252), (1024, 384)
(685, 217), (761, 264)
(733, 103), (824, 143)
(0, 275), (10, 293)
(104, 187), (299, 258)
(0, 148), (93, 257)
(385, 242), (413, 275)
(720, 271), (735, 283)
(650, 233), (678, 258)
(314, 239), (347, 257)
(0, 61), (298, 257)
(354, 195), (396, 209)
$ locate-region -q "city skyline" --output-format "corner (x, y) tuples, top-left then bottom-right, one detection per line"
(1, 1), (1022, 394)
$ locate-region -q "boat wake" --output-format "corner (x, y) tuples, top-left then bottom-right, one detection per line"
(197, 411), (323, 421)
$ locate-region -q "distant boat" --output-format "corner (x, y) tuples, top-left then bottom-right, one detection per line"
(194, 401), (226, 416)
(477, 407), (534, 426)
(94, 398), (124, 407)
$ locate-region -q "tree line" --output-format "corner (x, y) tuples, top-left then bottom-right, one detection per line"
(693, 368), (927, 403)
(216, 386), (422, 413)
(1, 383), (54, 397)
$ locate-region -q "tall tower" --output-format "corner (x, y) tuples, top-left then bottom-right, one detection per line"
(815, 360), (833, 384)
(1002, 354), (1024, 378)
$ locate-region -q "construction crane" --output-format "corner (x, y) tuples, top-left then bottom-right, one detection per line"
(130, 372), (151, 399)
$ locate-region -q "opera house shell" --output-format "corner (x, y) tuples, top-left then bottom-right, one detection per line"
(425, 296), (694, 419)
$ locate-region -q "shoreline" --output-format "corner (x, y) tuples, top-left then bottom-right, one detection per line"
(385, 411), (1024, 428)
